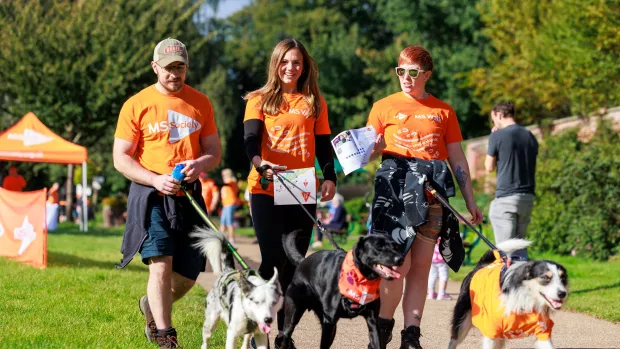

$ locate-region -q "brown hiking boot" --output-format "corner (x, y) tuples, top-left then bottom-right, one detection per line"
(156, 328), (180, 349)
(139, 296), (157, 342)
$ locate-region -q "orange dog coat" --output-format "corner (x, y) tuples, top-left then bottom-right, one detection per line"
(338, 250), (381, 305)
(470, 251), (554, 340)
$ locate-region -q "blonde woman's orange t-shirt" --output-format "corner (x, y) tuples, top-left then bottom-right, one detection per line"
(366, 93), (463, 161)
(114, 84), (218, 175)
(470, 254), (554, 340)
(244, 94), (330, 196)
(221, 181), (239, 207)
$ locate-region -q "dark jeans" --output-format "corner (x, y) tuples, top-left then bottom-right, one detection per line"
(250, 193), (315, 331)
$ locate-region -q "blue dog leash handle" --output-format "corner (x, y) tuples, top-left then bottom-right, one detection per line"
(171, 164), (185, 181)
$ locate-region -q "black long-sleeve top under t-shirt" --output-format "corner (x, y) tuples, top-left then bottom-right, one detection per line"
(243, 119), (337, 184)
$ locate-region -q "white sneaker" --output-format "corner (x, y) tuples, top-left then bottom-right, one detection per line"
(311, 241), (323, 249)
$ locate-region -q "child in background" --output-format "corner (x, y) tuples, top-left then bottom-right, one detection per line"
(428, 240), (452, 300)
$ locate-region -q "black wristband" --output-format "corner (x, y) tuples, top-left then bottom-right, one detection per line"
(257, 164), (271, 175)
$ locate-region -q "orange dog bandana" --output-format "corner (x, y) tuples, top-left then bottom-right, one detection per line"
(338, 250), (381, 305)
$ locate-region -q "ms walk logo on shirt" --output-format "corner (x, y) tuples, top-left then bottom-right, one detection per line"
(146, 110), (201, 143)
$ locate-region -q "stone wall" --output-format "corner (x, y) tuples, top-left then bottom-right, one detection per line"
(465, 107), (620, 180)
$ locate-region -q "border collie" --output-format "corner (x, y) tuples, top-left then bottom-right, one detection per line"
(449, 239), (568, 349)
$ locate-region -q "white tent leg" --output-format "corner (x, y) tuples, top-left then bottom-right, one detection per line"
(82, 161), (88, 232)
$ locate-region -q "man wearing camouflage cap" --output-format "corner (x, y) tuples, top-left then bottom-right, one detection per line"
(113, 38), (221, 348)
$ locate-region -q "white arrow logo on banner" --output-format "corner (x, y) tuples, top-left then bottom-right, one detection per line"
(13, 216), (36, 255)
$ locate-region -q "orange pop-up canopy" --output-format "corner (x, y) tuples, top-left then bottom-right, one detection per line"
(0, 112), (87, 164)
(0, 112), (89, 231)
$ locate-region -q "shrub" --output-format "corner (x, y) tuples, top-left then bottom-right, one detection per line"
(529, 120), (620, 260)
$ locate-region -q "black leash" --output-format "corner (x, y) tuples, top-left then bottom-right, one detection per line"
(267, 169), (344, 252)
(423, 182), (510, 264)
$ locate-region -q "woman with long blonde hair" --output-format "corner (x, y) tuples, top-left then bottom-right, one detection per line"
(243, 38), (337, 348)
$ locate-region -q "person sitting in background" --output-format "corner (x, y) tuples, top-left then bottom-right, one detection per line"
(312, 193), (347, 248)
(198, 172), (219, 215)
(2, 166), (27, 192)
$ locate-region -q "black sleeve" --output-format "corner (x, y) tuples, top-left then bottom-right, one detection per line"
(243, 119), (263, 161)
(315, 134), (337, 184)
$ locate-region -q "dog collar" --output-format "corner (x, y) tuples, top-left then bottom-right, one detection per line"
(338, 250), (381, 305)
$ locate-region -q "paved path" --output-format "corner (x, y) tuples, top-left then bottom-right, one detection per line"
(197, 236), (620, 348)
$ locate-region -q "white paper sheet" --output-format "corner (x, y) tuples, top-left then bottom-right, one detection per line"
(331, 126), (377, 175)
(274, 167), (317, 205)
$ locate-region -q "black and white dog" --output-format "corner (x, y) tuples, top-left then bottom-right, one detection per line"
(191, 228), (283, 349)
(449, 239), (569, 349)
(279, 229), (405, 349)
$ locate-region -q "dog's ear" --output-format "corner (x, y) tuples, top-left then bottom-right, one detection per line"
(238, 273), (255, 294)
(267, 267), (279, 286)
(522, 262), (536, 280)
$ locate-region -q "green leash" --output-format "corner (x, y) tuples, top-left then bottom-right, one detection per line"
(181, 185), (250, 270)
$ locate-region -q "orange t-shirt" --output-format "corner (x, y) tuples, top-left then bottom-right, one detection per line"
(200, 178), (218, 208)
(244, 94), (330, 196)
(114, 84), (218, 175)
(470, 253), (554, 340)
(2, 175), (27, 191)
(366, 93), (463, 160)
(220, 181), (239, 207)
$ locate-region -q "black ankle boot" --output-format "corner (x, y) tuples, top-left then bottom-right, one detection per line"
(400, 325), (422, 349)
(369, 317), (395, 349)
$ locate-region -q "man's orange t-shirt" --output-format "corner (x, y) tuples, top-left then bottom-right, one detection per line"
(2, 175), (27, 192)
(220, 181), (239, 207)
(366, 93), (463, 161)
(114, 84), (218, 176)
(199, 178), (218, 209)
(244, 94), (330, 196)
(470, 253), (554, 340)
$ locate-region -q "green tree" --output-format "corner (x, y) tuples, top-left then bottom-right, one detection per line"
(469, 0), (620, 124)
(0, 0), (217, 214)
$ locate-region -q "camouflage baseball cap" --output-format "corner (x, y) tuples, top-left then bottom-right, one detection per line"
(153, 38), (189, 67)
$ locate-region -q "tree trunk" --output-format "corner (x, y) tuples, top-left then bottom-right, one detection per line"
(65, 164), (74, 220)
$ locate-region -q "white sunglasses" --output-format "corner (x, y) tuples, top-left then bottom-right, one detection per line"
(395, 67), (426, 79)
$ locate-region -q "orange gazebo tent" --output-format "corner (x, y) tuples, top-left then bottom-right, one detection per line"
(0, 112), (89, 231)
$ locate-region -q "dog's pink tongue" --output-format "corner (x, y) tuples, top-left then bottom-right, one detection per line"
(551, 300), (563, 309)
(259, 323), (271, 334)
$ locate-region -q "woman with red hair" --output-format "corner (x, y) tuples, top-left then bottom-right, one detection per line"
(366, 45), (483, 348)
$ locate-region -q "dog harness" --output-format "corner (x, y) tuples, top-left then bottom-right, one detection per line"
(338, 250), (381, 306)
(470, 251), (554, 340)
(219, 269), (260, 312)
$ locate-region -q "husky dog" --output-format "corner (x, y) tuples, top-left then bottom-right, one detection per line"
(449, 239), (569, 349)
(191, 228), (283, 349)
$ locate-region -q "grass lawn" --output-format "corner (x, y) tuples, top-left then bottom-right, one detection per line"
(1, 219), (617, 348)
(0, 222), (226, 348)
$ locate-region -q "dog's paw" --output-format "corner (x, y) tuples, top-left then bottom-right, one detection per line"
(346, 270), (355, 285)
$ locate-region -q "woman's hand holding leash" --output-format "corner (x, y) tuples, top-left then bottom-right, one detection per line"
(466, 202), (484, 225)
(257, 160), (286, 181)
